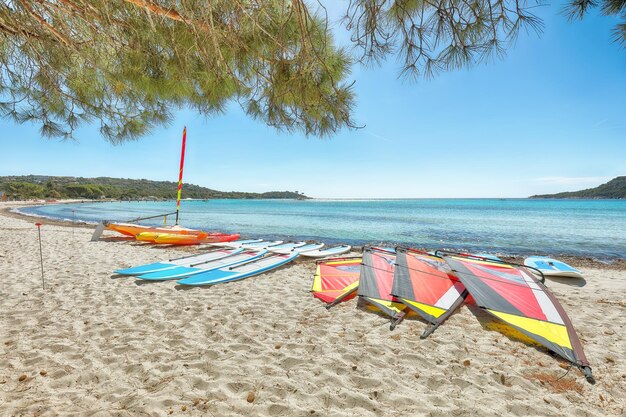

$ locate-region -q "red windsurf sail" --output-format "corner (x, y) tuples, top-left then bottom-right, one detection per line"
(357, 247), (407, 325)
(312, 258), (361, 307)
(392, 248), (467, 337)
(442, 254), (594, 383)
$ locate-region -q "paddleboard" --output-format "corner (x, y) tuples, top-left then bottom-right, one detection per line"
(300, 245), (350, 258)
(240, 240), (284, 249)
(114, 248), (244, 276)
(524, 256), (583, 278)
(137, 250), (268, 281)
(211, 239), (263, 248)
(177, 252), (299, 286)
(266, 241), (307, 251)
(273, 242), (326, 255)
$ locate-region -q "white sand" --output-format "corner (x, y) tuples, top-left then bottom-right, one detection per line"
(1, 203), (624, 416)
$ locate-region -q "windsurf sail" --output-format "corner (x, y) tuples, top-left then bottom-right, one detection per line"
(441, 252), (594, 383)
(357, 247), (408, 326)
(391, 248), (467, 336)
(311, 257), (361, 308)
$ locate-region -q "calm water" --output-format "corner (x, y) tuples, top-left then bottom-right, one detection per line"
(20, 199), (626, 259)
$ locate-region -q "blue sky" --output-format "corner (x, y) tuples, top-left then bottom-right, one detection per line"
(1, 3), (624, 198)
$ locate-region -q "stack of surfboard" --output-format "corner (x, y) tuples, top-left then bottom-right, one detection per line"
(114, 240), (350, 286)
(213, 239), (352, 258)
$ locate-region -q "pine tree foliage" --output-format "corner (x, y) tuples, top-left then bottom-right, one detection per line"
(0, 0), (356, 142)
(562, 0), (626, 46)
(0, 1), (622, 143)
(344, 0), (625, 78)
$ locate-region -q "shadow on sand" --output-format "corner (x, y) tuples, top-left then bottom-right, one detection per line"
(545, 276), (587, 288)
(174, 284), (200, 291)
(99, 236), (135, 243)
(110, 273), (129, 280)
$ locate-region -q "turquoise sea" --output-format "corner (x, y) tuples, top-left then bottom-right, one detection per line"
(20, 199), (626, 259)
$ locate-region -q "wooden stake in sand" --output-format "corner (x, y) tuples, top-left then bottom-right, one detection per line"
(35, 222), (45, 290)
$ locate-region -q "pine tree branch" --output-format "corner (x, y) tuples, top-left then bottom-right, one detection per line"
(16, 0), (71, 46)
(123, 0), (188, 24)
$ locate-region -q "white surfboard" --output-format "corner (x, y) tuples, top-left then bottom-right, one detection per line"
(524, 256), (583, 279)
(299, 245), (352, 258)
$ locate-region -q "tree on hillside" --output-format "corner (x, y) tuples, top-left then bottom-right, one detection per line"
(5, 181), (45, 199)
(0, 1), (622, 142)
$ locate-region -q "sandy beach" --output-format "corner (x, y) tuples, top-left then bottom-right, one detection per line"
(1, 202), (624, 416)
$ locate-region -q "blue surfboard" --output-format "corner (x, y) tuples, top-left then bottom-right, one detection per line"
(137, 250), (267, 281)
(177, 252), (299, 286)
(115, 248), (243, 275)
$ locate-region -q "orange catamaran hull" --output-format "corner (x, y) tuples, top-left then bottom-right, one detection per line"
(153, 233), (240, 245)
(105, 222), (204, 237)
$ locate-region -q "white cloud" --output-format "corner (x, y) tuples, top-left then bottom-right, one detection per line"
(363, 131), (394, 143)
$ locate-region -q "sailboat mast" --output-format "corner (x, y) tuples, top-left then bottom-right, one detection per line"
(175, 126), (187, 225)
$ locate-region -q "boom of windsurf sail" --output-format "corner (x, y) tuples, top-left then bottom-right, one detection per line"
(392, 247), (468, 337)
(311, 257), (361, 308)
(357, 247), (408, 327)
(440, 250), (594, 383)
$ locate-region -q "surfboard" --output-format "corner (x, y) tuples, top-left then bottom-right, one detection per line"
(273, 242), (326, 255)
(114, 248), (243, 276)
(300, 245), (351, 258)
(524, 256), (583, 278)
(266, 241), (307, 251)
(240, 240), (283, 249)
(177, 252), (299, 286)
(210, 239), (263, 248)
(136, 250), (268, 281)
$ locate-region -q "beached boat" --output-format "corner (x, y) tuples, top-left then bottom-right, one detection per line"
(105, 222), (203, 237)
(152, 232), (240, 245)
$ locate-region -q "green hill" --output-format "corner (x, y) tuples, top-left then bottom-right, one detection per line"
(0, 175), (309, 201)
(530, 176), (626, 199)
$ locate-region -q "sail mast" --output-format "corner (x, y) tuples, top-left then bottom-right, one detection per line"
(175, 126), (187, 225)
